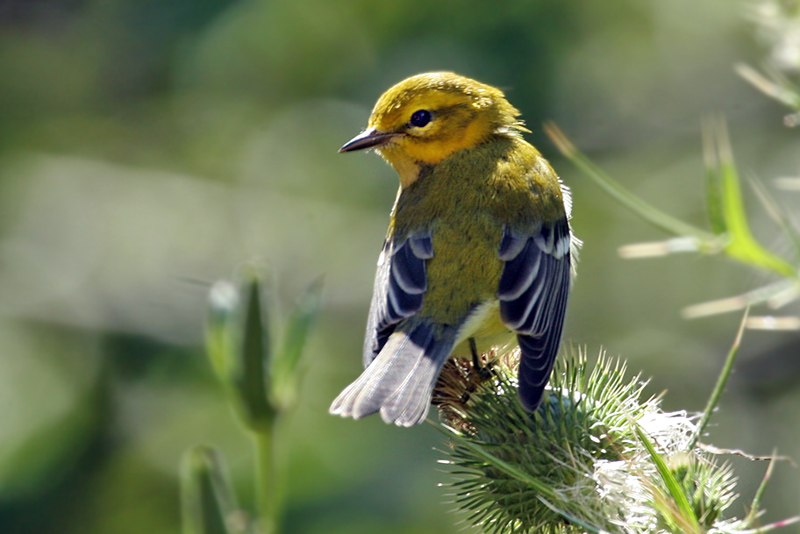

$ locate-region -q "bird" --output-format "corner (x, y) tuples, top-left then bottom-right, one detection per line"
(329, 72), (576, 427)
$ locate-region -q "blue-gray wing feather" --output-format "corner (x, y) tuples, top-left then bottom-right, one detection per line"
(498, 219), (571, 411)
(330, 229), (448, 426)
(363, 231), (433, 367)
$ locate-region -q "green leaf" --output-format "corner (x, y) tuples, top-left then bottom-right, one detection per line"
(703, 123), (727, 236)
(636, 427), (703, 534)
(273, 276), (324, 406)
(709, 120), (796, 277)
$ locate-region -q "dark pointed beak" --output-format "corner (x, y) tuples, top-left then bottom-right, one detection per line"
(339, 127), (399, 153)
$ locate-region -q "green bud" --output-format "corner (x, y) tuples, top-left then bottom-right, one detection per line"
(205, 272), (275, 432)
(206, 280), (240, 383)
(181, 445), (248, 534)
(439, 349), (749, 534)
(233, 274), (274, 431)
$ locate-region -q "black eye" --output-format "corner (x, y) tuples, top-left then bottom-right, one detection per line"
(409, 109), (432, 128)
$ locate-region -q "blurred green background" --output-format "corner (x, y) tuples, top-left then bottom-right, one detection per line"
(0, 0), (798, 532)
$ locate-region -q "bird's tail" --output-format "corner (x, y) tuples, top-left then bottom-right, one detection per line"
(330, 322), (456, 427)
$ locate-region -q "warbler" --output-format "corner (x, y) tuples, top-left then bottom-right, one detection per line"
(330, 72), (576, 427)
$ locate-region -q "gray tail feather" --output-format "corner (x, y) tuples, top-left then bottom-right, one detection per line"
(329, 322), (455, 427)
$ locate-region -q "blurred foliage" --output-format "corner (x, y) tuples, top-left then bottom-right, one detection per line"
(196, 271), (322, 534)
(0, 1), (798, 533)
(547, 117), (800, 319)
(182, 445), (247, 534)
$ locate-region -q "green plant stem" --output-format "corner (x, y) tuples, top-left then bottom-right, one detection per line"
(253, 424), (280, 534)
(687, 307), (748, 451)
(746, 452), (776, 526)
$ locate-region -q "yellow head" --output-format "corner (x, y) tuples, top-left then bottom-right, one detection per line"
(340, 72), (527, 187)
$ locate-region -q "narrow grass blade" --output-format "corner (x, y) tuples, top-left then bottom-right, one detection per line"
(736, 63), (800, 111)
(703, 123), (727, 235)
(747, 173), (800, 262)
(636, 426), (702, 533)
(687, 307), (748, 450)
(545, 123), (715, 243)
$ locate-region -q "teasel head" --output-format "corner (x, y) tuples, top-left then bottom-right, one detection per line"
(433, 348), (768, 534)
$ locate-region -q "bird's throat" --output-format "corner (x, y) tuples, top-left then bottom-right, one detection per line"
(380, 150), (425, 189)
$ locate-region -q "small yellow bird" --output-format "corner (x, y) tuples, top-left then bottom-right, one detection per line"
(330, 72), (576, 427)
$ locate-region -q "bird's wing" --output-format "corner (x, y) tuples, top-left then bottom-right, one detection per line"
(497, 219), (571, 411)
(362, 230), (434, 367)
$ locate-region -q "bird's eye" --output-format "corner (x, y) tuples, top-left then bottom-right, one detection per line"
(409, 109), (432, 128)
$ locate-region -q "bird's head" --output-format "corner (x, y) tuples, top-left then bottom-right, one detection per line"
(340, 72), (527, 187)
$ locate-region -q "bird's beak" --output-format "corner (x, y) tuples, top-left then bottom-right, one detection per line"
(339, 127), (399, 153)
